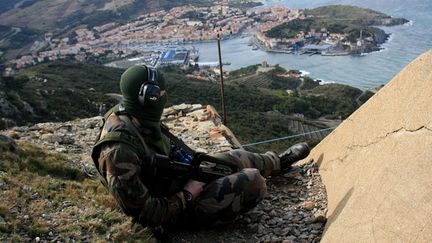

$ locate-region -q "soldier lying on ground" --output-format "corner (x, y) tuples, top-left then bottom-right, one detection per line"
(91, 65), (310, 234)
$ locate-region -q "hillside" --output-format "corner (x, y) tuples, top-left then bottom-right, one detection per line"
(304, 5), (406, 24)
(0, 62), (369, 152)
(0, 104), (328, 242)
(0, 63), (123, 128)
(266, 5), (408, 52)
(0, 131), (151, 242)
(1, 48), (430, 243)
(0, 0), (215, 31)
(0, 25), (41, 60)
(268, 5), (408, 38)
(0, 0), (246, 60)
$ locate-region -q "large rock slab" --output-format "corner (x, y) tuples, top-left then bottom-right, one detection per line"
(305, 50), (432, 242)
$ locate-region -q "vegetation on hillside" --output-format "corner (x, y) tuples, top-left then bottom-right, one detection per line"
(228, 64), (259, 78)
(266, 5), (408, 44)
(267, 19), (314, 39)
(0, 140), (151, 242)
(1, 62), (370, 152)
(303, 5), (406, 25)
(0, 25), (41, 58)
(162, 64), (365, 151)
(0, 0), (232, 32)
(0, 0), (15, 14)
(0, 0), (220, 59)
(0, 63), (122, 129)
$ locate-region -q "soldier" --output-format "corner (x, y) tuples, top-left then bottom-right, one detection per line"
(91, 65), (310, 231)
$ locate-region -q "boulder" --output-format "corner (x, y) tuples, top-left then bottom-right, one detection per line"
(304, 50), (432, 242)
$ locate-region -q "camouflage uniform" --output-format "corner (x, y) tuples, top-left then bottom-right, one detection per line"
(92, 108), (281, 228)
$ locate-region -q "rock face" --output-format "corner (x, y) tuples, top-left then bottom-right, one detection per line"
(304, 50), (432, 242)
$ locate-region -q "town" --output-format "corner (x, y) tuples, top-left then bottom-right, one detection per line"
(7, 3), (375, 73)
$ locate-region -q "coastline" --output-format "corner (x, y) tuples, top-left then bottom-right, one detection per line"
(185, 1), (429, 89)
(251, 26), (400, 57)
(249, 5), (409, 57)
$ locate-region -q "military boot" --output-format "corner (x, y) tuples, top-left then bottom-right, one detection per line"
(279, 142), (310, 170)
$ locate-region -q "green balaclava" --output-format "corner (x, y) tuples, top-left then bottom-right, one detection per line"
(120, 65), (167, 139)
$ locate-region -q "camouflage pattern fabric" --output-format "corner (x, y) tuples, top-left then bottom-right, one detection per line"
(184, 150), (280, 226)
(92, 112), (282, 228)
(211, 150), (281, 177)
(189, 168), (266, 226)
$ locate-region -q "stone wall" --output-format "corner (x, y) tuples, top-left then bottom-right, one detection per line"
(304, 50), (432, 242)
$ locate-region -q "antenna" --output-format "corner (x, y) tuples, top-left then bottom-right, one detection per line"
(216, 31), (227, 125)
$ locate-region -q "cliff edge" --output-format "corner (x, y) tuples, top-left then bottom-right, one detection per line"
(305, 50), (432, 242)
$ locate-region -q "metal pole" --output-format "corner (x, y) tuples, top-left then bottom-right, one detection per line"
(217, 33), (227, 125)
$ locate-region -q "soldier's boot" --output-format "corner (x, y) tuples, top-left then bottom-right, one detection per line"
(279, 142), (310, 170)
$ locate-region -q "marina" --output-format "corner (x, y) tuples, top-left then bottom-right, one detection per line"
(105, 46), (200, 68)
(103, 0), (430, 89)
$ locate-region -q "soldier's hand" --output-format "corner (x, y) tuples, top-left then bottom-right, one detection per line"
(183, 180), (206, 200)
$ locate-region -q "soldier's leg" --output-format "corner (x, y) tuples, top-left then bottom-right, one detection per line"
(189, 168), (266, 227)
(210, 150), (280, 177)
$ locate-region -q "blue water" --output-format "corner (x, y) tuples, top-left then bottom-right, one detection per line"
(186, 0), (432, 88)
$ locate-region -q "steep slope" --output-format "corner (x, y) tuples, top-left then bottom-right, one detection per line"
(1, 104), (327, 242)
(1, 62), (365, 152)
(0, 0), (212, 30)
(304, 50), (432, 242)
(0, 0), (216, 59)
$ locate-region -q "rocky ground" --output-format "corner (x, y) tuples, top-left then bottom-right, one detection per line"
(0, 104), (327, 242)
(167, 161), (327, 243)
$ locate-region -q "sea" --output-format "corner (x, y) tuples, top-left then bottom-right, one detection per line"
(183, 0), (432, 89)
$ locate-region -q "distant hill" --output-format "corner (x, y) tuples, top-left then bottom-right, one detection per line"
(303, 5), (408, 27)
(0, 0), (215, 60)
(266, 5), (408, 52)
(0, 0), (215, 31)
(0, 62), (370, 152)
(0, 25), (41, 60)
(0, 63), (122, 128)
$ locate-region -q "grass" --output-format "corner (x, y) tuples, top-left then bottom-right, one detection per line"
(0, 141), (154, 242)
(0, 142), (83, 180)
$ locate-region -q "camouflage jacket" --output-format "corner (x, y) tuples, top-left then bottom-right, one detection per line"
(92, 107), (187, 227)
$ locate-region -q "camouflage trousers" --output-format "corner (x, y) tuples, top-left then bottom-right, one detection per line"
(184, 150), (281, 226)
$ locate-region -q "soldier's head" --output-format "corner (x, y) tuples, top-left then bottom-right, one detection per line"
(120, 65), (167, 122)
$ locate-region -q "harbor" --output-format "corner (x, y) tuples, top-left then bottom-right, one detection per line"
(105, 46), (200, 69)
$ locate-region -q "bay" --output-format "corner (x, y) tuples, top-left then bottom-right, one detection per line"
(184, 0), (432, 89)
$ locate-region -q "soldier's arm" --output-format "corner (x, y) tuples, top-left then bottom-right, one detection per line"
(98, 142), (187, 227)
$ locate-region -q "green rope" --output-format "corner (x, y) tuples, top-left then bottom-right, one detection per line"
(242, 127), (337, 147)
